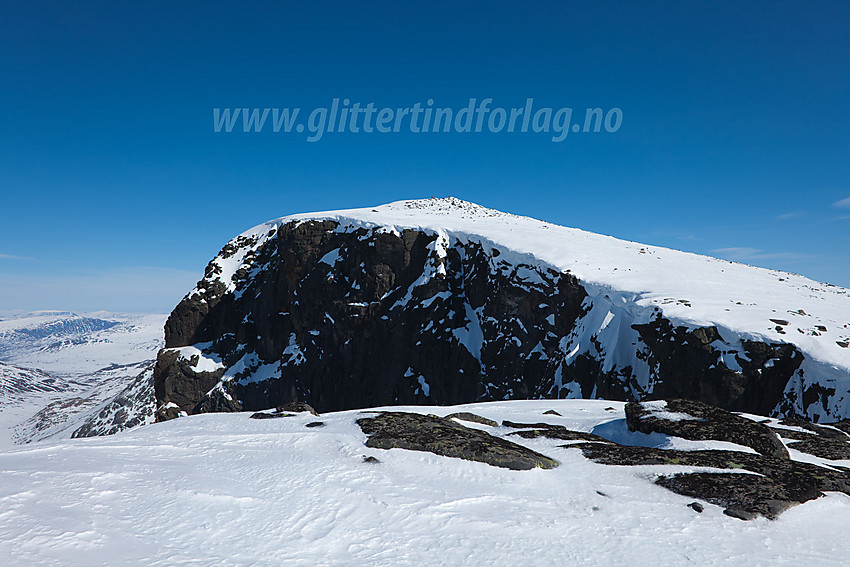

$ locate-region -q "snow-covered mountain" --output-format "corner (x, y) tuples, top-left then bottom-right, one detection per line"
(9, 360), (156, 445)
(155, 197), (850, 422)
(4, 200), (850, 564)
(2, 399), (850, 566)
(0, 311), (165, 446)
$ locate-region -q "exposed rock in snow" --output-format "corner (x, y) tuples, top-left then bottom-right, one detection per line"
(69, 366), (156, 439)
(357, 411), (559, 470)
(625, 399), (789, 459)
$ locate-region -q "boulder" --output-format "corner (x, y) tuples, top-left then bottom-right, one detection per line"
(356, 412), (558, 470)
(625, 399), (789, 459)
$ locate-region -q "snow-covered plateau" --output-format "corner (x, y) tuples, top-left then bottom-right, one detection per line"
(2, 399), (850, 566)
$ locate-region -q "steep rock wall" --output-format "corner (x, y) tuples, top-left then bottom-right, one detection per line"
(154, 220), (824, 420)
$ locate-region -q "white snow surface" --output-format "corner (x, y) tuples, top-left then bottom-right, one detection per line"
(164, 343), (225, 373)
(641, 399), (705, 422)
(1, 399), (849, 566)
(209, 197), (850, 374)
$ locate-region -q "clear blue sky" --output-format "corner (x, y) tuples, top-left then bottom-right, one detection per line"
(1, 1), (849, 313)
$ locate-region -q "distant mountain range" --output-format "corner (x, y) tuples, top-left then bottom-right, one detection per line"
(0, 311), (165, 446)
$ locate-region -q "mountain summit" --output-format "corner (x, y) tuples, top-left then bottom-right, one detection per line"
(154, 198), (850, 421)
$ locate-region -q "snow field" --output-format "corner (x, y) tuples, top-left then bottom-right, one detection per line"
(1, 400), (849, 566)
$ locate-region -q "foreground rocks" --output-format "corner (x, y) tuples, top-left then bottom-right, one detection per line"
(356, 412), (559, 470)
(249, 402), (318, 420)
(502, 421), (612, 443)
(625, 399), (789, 459)
(769, 418), (850, 460)
(580, 400), (850, 519)
(492, 401), (850, 519)
(347, 401), (850, 520)
(234, 398), (850, 520)
(445, 412), (498, 427)
(656, 473), (807, 520)
(574, 442), (846, 519)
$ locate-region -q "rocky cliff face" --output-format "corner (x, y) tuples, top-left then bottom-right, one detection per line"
(156, 220), (588, 415)
(154, 199), (848, 422)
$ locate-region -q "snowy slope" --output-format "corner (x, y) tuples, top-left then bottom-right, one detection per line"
(0, 361), (83, 448)
(10, 360), (155, 445)
(1, 399), (849, 566)
(0, 360), (68, 401)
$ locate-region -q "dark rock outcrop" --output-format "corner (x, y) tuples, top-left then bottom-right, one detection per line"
(276, 402), (319, 416)
(575, 443), (850, 494)
(687, 501), (704, 513)
(785, 437), (850, 460)
(631, 322), (804, 415)
(625, 399), (789, 459)
(769, 421), (850, 460)
(502, 420), (612, 443)
(445, 412), (498, 427)
(779, 418), (849, 440)
(573, 438), (850, 519)
(356, 412), (559, 470)
(656, 473), (808, 520)
(249, 410), (294, 419)
(509, 428), (611, 443)
(156, 220), (589, 417)
(71, 366), (155, 439)
(829, 419), (850, 435)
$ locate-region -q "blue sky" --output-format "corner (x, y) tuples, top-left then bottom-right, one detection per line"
(1, 1), (849, 313)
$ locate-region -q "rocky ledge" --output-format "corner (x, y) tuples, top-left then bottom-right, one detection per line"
(624, 398), (789, 459)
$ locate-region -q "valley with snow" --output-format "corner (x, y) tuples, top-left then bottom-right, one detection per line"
(0, 311), (165, 448)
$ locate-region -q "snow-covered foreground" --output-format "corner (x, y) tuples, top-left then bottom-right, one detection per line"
(2, 400), (849, 566)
